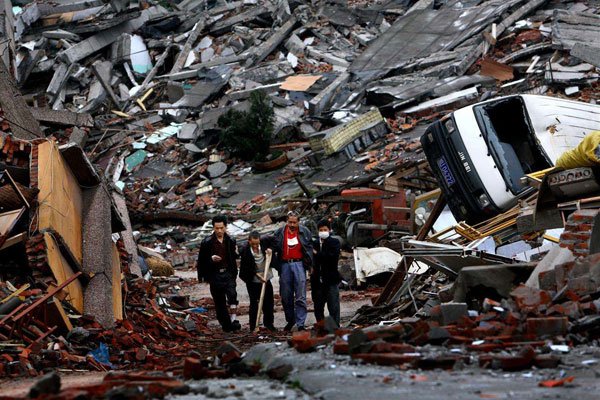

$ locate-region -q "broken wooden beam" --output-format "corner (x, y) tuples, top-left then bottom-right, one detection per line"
(209, 6), (270, 36)
(57, 9), (156, 64)
(170, 19), (205, 74)
(9, 272), (82, 323)
(91, 60), (122, 110)
(246, 16), (298, 67)
(309, 72), (350, 115)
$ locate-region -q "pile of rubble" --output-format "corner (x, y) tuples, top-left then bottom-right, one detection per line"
(281, 209), (600, 376)
(0, 0), (598, 390)
(11, 0), (593, 269)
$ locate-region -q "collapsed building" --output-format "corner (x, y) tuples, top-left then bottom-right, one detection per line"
(0, 0), (597, 391)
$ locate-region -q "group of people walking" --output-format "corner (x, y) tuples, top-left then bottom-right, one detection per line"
(196, 212), (341, 332)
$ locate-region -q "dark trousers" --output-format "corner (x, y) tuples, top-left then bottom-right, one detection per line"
(209, 272), (238, 330)
(246, 281), (274, 330)
(312, 279), (341, 327)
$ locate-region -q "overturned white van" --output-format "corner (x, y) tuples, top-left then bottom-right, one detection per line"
(421, 95), (600, 224)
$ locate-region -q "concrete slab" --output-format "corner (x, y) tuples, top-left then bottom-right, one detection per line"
(525, 246), (575, 289)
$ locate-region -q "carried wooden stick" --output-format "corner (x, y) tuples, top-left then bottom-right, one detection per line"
(254, 252), (272, 332)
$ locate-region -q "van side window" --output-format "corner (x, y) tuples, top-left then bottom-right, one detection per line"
(474, 97), (551, 194)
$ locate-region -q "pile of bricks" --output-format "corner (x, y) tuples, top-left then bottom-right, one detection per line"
(81, 276), (212, 371)
(559, 209), (599, 258)
(0, 273), (213, 378)
(290, 264), (600, 371)
(0, 371), (191, 400)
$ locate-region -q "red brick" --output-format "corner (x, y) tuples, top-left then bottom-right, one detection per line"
(546, 301), (581, 319)
(390, 343), (416, 353)
(469, 343), (502, 352)
(560, 231), (591, 242)
(290, 331), (311, 345)
(526, 317), (568, 337)
(564, 222), (592, 232)
(534, 354), (561, 369)
(573, 249), (590, 258)
(352, 353), (422, 366)
(333, 340), (349, 354)
(510, 285), (551, 312)
(491, 346), (535, 371)
(293, 336), (334, 353)
(183, 357), (204, 380)
(566, 275), (596, 295)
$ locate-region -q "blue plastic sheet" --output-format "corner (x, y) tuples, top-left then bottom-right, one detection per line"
(88, 342), (114, 368)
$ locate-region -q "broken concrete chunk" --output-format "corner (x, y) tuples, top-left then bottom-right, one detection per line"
(42, 29), (81, 42)
(571, 43), (600, 68)
(58, 7), (164, 64)
(178, 123), (200, 141)
(207, 161), (227, 178)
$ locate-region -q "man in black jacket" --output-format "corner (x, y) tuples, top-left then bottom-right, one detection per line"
(311, 219), (342, 326)
(239, 231), (276, 332)
(196, 215), (241, 332)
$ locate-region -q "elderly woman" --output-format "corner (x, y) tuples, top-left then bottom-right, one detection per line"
(239, 231), (276, 332)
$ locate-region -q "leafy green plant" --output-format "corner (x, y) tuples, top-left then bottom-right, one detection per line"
(218, 90), (275, 162)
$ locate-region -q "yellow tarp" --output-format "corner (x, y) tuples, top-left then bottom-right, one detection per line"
(555, 131), (600, 169)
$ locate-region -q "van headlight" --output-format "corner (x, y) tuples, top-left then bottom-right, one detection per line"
(478, 194), (491, 208)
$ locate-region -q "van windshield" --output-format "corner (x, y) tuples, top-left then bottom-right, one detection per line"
(474, 97), (551, 194)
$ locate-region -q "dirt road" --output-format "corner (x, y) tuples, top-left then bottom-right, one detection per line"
(176, 269), (373, 331)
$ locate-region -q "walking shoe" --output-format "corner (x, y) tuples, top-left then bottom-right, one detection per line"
(231, 320), (242, 331)
(297, 326), (306, 331)
(265, 325), (278, 332)
(283, 322), (295, 332)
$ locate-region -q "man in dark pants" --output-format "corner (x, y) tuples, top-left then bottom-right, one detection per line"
(311, 219), (342, 326)
(196, 215), (241, 332)
(272, 211), (313, 332)
(239, 231), (276, 332)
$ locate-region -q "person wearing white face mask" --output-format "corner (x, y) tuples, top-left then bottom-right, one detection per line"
(311, 219), (341, 326)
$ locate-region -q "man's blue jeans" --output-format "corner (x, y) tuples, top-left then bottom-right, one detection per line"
(279, 261), (307, 328)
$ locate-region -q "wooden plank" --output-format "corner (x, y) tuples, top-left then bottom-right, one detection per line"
(312, 181), (343, 188)
(0, 207), (24, 235)
(111, 243), (123, 320)
(170, 19), (205, 74)
(0, 283), (29, 304)
(247, 16), (298, 67)
(48, 297), (73, 332)
(37, 141), (83, 262)
(280, 75), (322, 91)
(44, 233), (84, 313)
(11, 272), (81, 322)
